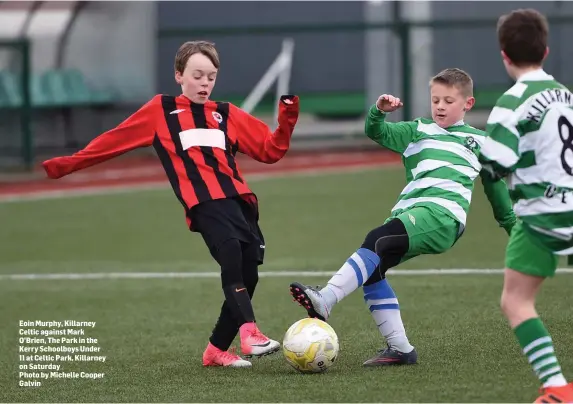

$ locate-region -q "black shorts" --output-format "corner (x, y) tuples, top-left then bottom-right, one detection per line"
(189, 196), (265, 264)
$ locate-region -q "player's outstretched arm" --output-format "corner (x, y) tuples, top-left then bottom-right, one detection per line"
(42, 96), (160, 179)
(480, 171), (517, 235)
(364, 94), (415, 154)
(230, 95), (299, 164)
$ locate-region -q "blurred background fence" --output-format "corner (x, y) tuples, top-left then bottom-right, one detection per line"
(0, 1), (572, 170)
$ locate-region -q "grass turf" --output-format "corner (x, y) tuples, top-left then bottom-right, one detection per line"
(1, 167), (571, 402)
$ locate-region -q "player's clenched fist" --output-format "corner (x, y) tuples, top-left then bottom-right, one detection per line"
(376, 94), (403, 113)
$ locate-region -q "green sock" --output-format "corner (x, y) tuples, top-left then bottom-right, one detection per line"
(514, 318), (567, 387)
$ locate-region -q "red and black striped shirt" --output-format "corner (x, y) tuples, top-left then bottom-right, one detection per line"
(42, 94), (300, 229)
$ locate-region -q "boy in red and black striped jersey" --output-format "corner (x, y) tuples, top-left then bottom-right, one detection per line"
(42, 41), (300, 367)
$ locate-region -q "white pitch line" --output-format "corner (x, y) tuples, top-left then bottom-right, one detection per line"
(2, 268), (573, 281)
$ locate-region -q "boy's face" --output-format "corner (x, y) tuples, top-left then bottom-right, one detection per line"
(175, 53), (218, 104)
(430, 83), (475, 128)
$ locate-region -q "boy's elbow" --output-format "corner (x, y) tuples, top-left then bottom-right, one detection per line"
(364, 119), (384, 139)
(364, 120), (374, 136)
(262, 139), (290, 163)
(245, 145), (287, 164)
(364, 125), (376, 140)
(260, 149), (287, 164)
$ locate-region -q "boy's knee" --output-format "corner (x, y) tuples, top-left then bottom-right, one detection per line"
(241, 248), (259, 296)
(217, 238), (244, 287)
(242, 241), (261, 264)
(500, 290), (512, 315)
(362, 219), (409, 257)
(500, 288), (537, 326)
(362, 228), (380, 252)
(500, 268), (542, 319)
(500, 290), (523, 324)
(218, 238), (242, 260)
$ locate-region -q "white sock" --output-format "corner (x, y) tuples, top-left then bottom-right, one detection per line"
(543, 374), (568, 388)
(363, 279), (413, 353)
(373, 309), (414, 353)
(320, 248), (381, 311)
(320, 285), (339, 311)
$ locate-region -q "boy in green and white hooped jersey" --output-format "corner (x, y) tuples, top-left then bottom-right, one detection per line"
(290, 68), (516, 366)
(480, 8), (573, 403)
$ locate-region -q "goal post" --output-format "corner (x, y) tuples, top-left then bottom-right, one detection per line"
(241, 38), (294, 126)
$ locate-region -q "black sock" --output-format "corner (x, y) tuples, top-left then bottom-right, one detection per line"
(209, 257), (260, 350)
(222, 283), (255, 325)
(208, 239), (256, 350)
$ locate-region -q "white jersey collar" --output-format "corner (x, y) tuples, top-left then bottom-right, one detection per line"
(517, 69), (554, 82)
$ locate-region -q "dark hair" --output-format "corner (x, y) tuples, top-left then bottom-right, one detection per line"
(497, 9), (548, 67)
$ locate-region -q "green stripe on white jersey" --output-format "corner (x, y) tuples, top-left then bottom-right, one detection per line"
(392, 118), (485, 226)
(480, 69), (573, 253)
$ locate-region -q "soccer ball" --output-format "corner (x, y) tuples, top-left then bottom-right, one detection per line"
(282, 318), (339, 374)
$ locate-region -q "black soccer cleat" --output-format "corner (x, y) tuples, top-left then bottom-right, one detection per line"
(289, 282), (330, 321)
(362, 345), (418, 367)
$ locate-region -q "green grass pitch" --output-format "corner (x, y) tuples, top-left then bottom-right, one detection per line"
(1, 167), (571, 402)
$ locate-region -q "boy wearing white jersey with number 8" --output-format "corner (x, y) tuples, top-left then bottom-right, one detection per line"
(290, 68), (517, 366)
(480, 9), (573, 403)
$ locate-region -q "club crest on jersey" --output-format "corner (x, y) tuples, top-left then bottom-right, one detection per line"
(465, 136), (478, 151)
(212, 111), (223, 123)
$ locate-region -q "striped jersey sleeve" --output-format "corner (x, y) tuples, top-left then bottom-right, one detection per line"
(481, 72), (573, 254)
(482, 83), (528, 173)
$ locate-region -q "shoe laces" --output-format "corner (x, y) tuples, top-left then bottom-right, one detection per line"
(219, 347), (241, 362)
(377, 344), (392, 354)
(249, 329), (270, 344)
(306, 285), (323, 298)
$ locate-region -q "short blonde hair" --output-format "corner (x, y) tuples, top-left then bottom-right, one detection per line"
(174, 40), (220, 73)
(430, 68), (474, 98)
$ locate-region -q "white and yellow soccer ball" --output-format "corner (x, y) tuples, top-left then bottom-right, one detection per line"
(282, 318), (339, 373)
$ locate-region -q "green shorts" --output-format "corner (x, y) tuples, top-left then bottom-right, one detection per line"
(387, 206), (462, 262)
(505, 221), (559, 277)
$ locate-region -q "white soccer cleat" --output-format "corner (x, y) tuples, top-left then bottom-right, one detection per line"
(289, 282), (331, 321)
(240, 323), (281, 358)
